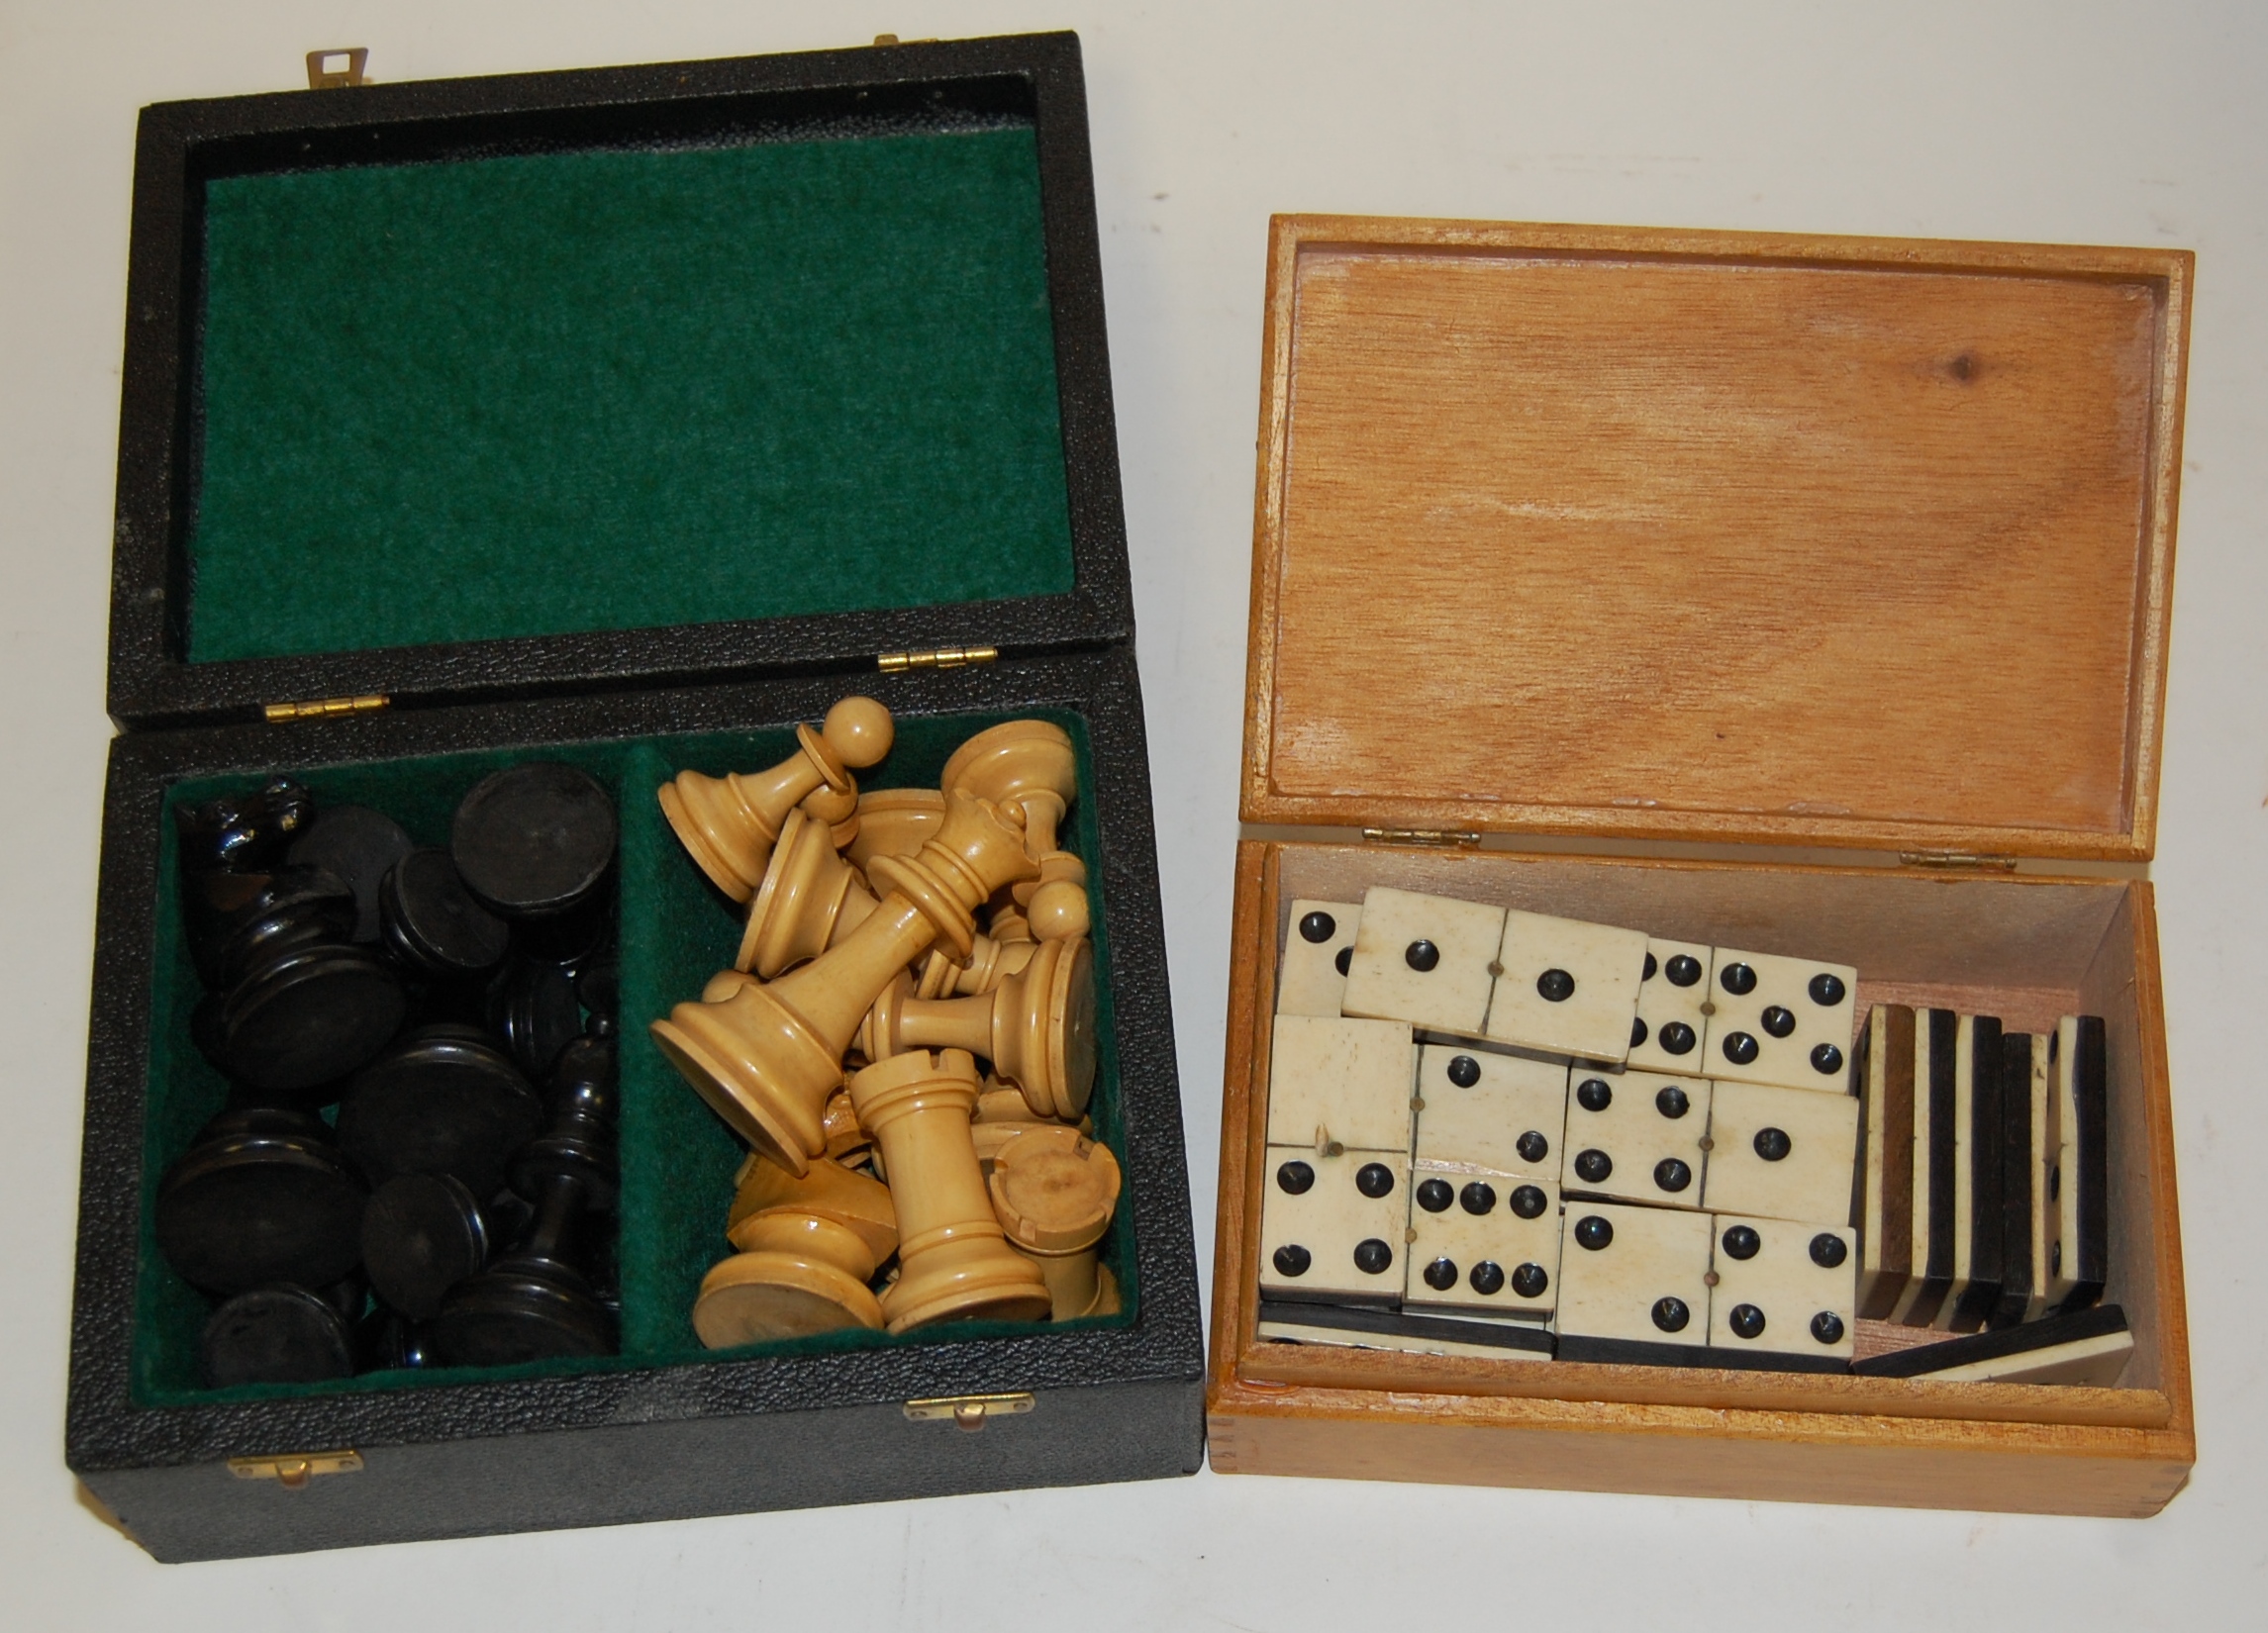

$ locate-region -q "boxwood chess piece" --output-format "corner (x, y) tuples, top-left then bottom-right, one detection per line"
(864, 935), (1096, 1119)
(693, 1156), (899, 1345)
(430, 1037), (619, 1365)
(939, 720), (1089, 914)
(736, 805), (881, 977)
(651, 790), (1037, 1173)
(155, 1107), (368, 1295)
(336, 1023), (545, 1196)
(988, 1124), (1123, 1320)
(846, 1049), (1051, 1331)
(657, 697), (895, 903)
(841, 786), (944, 878)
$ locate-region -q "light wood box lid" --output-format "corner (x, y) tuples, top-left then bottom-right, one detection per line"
(1241, 217), (2192, 861)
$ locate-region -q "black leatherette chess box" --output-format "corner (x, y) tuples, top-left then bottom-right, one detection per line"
(1207, 216), (2196, 1516)
(66, 32), (1204, 1562)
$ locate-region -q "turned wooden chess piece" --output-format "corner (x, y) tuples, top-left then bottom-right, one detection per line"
(430, 1038), (619, 1364)
(846, 1049), (1051, 1331)
(988, 1125), (1124, 1320)
(736, 806), (881, 977)
(968, 1082), (1091, 1173)
(842, 787), (944, 878)
(650, 791), (1037, 1172)
(361, 1171), (499, 1320)
(914, 929), (1039, 1000)
(940, 720), (1091, 910)
(864, 935), (1096, 1119)
(657, 698), (895, 903)
(199, 1276), (368, 1388)
(822, 1086), (872, 1168)
(154, 1107), (368, 1295)
(693, 1157), (898, 1345)
(336, 1023), (545, 1196)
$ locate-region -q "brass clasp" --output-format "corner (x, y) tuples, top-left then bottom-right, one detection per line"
(305, 48), (369, 89)
(228, 1450), (362, 1488)
(903, 1393), (1035, 1432)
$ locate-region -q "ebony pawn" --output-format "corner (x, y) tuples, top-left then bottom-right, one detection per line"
(486, 955), (584, 1083)
(155, 1107), (367, 1296)
(361, 1172), (499, 1321)
(378, 847), (511, 992)
(336, 1024), (544, 1196)
(450, 762), (617, 963)
(200, 1274), (366, 1389)
(431, 1036), (620, 1365)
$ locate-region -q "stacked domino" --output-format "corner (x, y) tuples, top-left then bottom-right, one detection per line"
(1254, 887), (2130, 1388)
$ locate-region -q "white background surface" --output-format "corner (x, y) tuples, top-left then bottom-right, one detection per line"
(4, 2), (2265, 1626)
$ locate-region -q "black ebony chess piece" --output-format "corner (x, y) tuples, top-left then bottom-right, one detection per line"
(336, 1024), (544, 1196)
(575, 953), (618, 1038)
(155, 1108), (367, 1295)
(187, 861), (408, 1096)
(486, 955), (583, 1083)
(287, 805), (415, 944)
(359, 1307), (436, 1372)
(378, 847), (512, 985)
(451, 762), (618, 962)
(174, 779), (316, 874)
(200, 1275), (365, 1388)
(361, 1171), (499, 1321)
(431, 1036), (619, 1366)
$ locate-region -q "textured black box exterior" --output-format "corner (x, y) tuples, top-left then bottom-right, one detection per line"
(69, 652), (1205, 1559)
(106, 32), (1134, 729)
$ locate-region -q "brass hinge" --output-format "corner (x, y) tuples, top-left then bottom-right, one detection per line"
(903, 1392), (1035, 1432)
(228, 1450), (362, 1488)
(263, 693), (389, 723)
(305, 48), (369, 89)
(1361, 827), (1482, 849)
(877, 646), (997, 673)
(1897, 851), (2019, 873)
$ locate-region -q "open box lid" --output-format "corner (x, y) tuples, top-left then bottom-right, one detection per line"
(107, 33), (1132, 729)
(1241, 217), (2191, 863)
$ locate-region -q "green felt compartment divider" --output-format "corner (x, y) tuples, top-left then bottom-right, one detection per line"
(185, 127), (1077, 665)
(132, 708), (1130, 1407)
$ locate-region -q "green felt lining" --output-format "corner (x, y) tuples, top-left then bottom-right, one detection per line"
(186, 128), (1075, 665)
(134, 709), (1132, 1408)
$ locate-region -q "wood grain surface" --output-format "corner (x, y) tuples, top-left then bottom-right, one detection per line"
(1241, 218), (2190, 859)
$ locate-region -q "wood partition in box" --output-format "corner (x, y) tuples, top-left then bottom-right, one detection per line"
(1206, 842), (2192, 1515)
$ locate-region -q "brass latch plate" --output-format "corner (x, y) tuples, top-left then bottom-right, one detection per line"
(264, 693), (389, 722)
(903, 1392), (1035, 1431)
(229, 1450), (362, 1488)
(305, 48), (369, 89)
(878, 646), (998, 673)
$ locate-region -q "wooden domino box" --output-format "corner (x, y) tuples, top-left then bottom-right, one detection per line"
(1207, 216), (2193, 1516)
(65, 34), (1204, 1562)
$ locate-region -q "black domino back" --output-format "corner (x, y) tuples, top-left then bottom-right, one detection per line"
(1951, 1014), (2006, 1331)
(1993, 1031), (2037, 1329)
(1916, 1008), (1958, 1319)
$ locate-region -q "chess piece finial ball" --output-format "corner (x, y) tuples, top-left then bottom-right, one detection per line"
(822, 696), (895, 771)
(1024, 878), (1091, 944)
